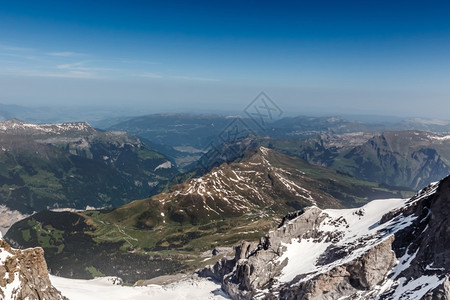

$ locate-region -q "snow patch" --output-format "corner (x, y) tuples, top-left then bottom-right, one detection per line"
(429, 135), (450, 141)
(155, 161), (172, 171)
(2, 271), (21, 300)
(276, 238), (331, 282)
(50, 275), (229, 300)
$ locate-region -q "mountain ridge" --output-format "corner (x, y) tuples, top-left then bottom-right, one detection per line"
(255, 130), (450, 190)
(0, 118), (96, 136)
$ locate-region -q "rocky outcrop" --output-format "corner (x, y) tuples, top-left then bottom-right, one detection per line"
(0, 239), (67, 300)
(200, 206), (326, 299)
(200, 176), (450, 300)
(279, 235), (396, 300)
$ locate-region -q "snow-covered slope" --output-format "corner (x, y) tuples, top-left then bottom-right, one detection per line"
(201, 176), (450, 299)
(50, 275), (228, 300)
(275, 198), (407, 284)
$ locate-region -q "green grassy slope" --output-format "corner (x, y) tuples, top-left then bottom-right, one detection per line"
(0, 133), (178, 213)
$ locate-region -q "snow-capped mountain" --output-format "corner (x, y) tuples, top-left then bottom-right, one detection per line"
(0, 234), (66, 300)
(0, 118), (146, 154)
(160, 146), (343, 221)
(200, 176), (450, 299)
(133, 146), (407, 227)
(0, 118), (95, 136)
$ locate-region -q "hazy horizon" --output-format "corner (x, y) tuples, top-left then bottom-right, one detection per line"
(2, 101), (449, 127)
(1, 1), (449, 119)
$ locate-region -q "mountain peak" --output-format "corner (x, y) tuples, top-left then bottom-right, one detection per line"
(4, 118), (24, 124)
(258, 146), (271, 156)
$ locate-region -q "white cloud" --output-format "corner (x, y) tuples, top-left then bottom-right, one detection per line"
(48, 51), (84, 57)
(0, 45), (217, 82)
(57, 62), (85, 69)
(170, 75), (220, 82)
(0, 52), (41, 61)
(22, 70), (97, 79)
(118, 59), (160, 65)
(138, 73), (219, 81)
(56, 61), (114, 73)
(140, 72), (163, 79)
(0, 44), (34, 52)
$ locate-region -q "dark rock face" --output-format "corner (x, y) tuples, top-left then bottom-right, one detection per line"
(376, 176), (450, 300)
(418, 177), (450, 272)
(422, 276), (450, 300)
(0, 239), (67, 300)
(199, 175), (450, 300)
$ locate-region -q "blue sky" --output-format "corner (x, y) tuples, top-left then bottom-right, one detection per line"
(0, 0), (449, 118)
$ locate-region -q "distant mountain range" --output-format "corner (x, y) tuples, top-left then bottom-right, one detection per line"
(2, 106), (450, 170)
(102, 113), (450, 170)
(104, 114), (389, 154)
(0, 119), (178, 216)
(179, 129), (450, 192)
(104, 113), (450, 148)
(2, 102), (449, 135)
(257, 131), (450, 190)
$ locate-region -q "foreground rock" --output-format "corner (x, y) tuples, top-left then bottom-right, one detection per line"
(0, 238), (67, 300)
(200, 176), (450, 299)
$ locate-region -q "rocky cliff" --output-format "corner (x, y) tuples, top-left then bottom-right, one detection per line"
(0, 238), (66, 300)
(200, 176), (450, 299)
